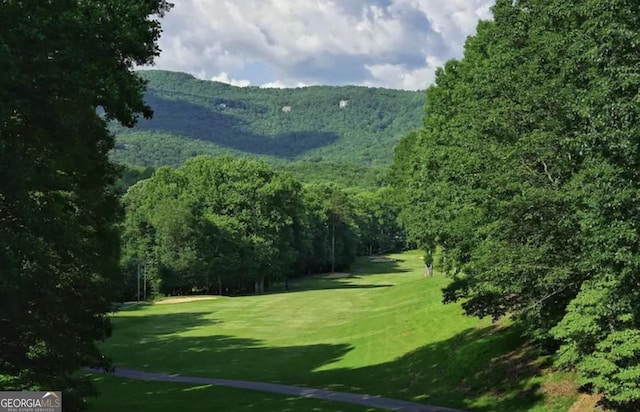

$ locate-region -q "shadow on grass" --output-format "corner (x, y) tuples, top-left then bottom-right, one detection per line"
(317, 325), (551, 412)
(105, 312), (353, 386)
(89, 374), (375, 412)
(252, 261), (409, 295)
(103, 312), (558, 411)
(351, 258), (413, 276)
(115, 279), (393, 308)
(269, 256), (411, 293)
(268, 277), (394, 295)
(107, 311), (223, 344)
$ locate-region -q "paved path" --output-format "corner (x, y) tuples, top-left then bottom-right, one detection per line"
(89, 367), (465, 412)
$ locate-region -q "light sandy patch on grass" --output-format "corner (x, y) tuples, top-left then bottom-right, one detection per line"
(541, 377), (576, 398)
(568, 393), (604, 412)
(155, 296), (219, 305)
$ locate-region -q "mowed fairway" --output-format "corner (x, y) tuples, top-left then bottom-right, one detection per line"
(92, 251), (578, 411)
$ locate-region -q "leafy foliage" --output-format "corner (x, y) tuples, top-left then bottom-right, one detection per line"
(0, 0), (170, 409)
(111, 70), (425, 166)
(120, 156), (401, 297)
(114, 164), (155, 195)
(113, 138), (389, 192)
(392, 0), (640, 407)
(353, 187), (407, 256)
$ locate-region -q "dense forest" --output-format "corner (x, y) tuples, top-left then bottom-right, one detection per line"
(111, 70), (425, 166)
(392, 0), (640, 409)
(121, 155), (405, 298)
(114, 147), (391, 192)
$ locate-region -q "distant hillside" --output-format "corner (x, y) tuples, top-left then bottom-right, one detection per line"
(112, 70), (425, 167)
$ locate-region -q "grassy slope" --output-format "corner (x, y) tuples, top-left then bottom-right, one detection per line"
(90, 375), (378, 412)
(94, 251), (579, 411)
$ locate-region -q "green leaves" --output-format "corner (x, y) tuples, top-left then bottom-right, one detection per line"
(0, 0), (170, 409)
(579, 330), (640, 407)
(120, 156), (401, 295)
(392, 0), (640, 406)
(122, 156), (306, 294)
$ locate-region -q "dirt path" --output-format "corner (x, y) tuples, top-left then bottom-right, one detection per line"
(89, 368), (465, 412)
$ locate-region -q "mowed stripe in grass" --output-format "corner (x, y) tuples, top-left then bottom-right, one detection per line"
(89, 375), (381, 412)
(98, 250), (579, 411)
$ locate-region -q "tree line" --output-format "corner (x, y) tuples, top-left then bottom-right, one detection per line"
(392, 0), (640, 408)
(113, 151), (389, 192)
(121, 155), (405, 298)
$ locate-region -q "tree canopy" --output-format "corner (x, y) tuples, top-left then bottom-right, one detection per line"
(392, 0), (640, 407)
(111, 70), (425, 166)
(120, 156), (406, 298)
(0, 1), (171, 409)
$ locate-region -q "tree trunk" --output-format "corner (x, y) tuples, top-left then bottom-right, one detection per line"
(255, 276), (265, 294)
(331, 222), (336, 273)
(137, 262), (141, 302)
(218, 276), (222, 296)
(425, 263), (433, 277)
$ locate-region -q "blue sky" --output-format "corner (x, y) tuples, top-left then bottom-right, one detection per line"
(150, 0), (494, 90)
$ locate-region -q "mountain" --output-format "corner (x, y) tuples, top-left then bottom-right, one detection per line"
(111, 70), (426, 168)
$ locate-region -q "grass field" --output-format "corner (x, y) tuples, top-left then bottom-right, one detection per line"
(89, 375), (380, 412)
(91, 250), (579, 411)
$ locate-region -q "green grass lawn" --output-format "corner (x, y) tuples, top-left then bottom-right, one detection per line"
(89, 375), (379, 412)
(92, 250), (579, 411)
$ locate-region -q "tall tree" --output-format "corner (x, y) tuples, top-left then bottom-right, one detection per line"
(301, 184), (359, 274)
(121, 156), (309, 295)
(0, 1), (171, 409)
(354, 188), (406, 256)
(393, 0), (640, 407)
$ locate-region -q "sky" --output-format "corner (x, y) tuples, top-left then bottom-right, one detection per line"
(150, 0), (494, 90)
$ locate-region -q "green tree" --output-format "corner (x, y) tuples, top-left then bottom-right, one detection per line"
(393, 0), (640, 407)
(113, 164), (155, 195)
(180, 156), (305, 293)
(122, 156), (309, 295)
(354, 188), (406, 256)
(0, 1), (171, 409)
(301, 184), (359, 274)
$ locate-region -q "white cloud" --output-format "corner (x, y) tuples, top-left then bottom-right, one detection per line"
(210, 72), (251, 87)
(150, 0), (494, 89)
(260, 80), (311, 89)
(411, 0), (493, 40)
(365, 56), (444, 90)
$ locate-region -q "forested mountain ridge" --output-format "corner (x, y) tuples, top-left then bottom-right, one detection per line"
(112, 70), (425, 166)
